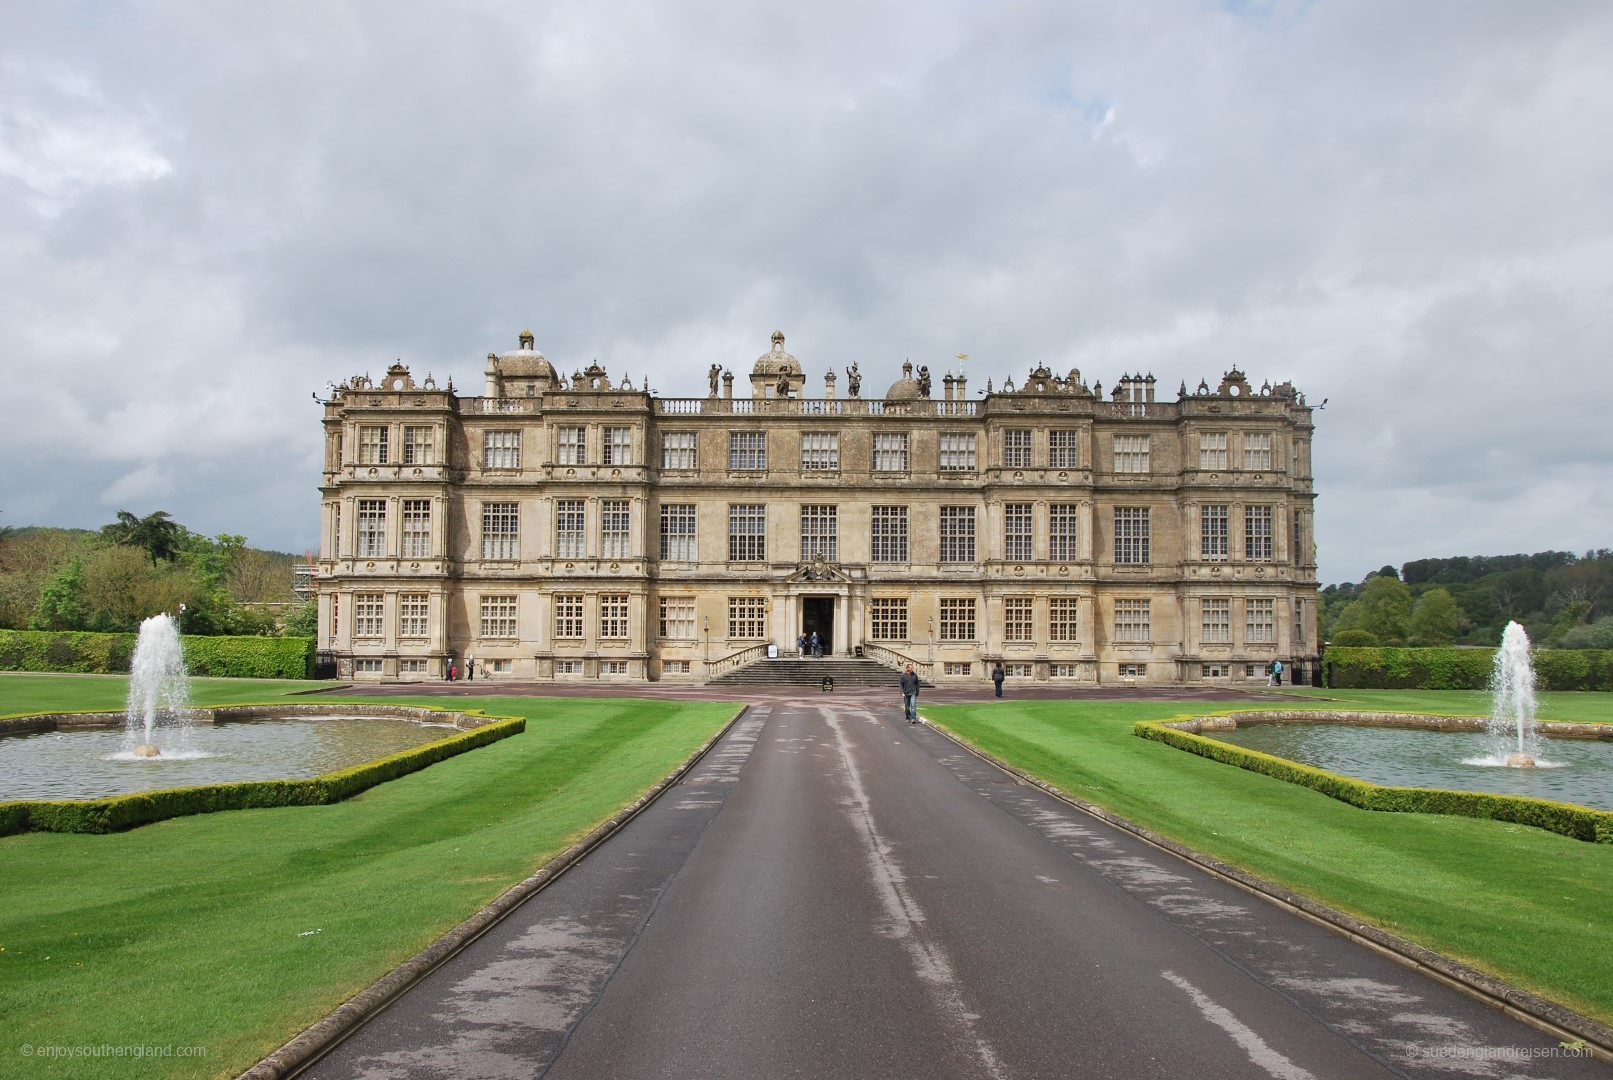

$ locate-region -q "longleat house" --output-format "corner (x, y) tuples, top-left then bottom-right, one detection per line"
(315, 330), (1319, 685)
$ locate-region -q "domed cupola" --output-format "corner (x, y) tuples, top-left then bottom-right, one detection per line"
(485, 329), (557, 398)
(750, 330), (805, 398)
(885, 360), (924, 401)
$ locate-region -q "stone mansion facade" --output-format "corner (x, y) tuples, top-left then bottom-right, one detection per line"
(315, 330), (1320, 685)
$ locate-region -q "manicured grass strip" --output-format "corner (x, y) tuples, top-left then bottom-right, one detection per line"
(924, 693), (1613, 1028)
(1, 672), (341, 716)
(1250, 685), (1613, 724)
(0, 694), (739, 1080)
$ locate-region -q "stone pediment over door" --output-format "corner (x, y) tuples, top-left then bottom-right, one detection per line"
(787, 557), (850, 584)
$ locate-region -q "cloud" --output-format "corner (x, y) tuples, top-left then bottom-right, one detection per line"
(1, 0), (1609, 582)
(0, 60), (173, 217)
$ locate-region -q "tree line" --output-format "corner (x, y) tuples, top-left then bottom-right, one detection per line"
(0, 511), (315, 637)
(1320, 549), (1613, 650)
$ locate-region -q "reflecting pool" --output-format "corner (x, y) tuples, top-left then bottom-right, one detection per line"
(0, 715), (458, 802)
(1207, 723), (1613, 812)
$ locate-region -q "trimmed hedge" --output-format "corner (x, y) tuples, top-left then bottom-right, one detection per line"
(1, 715), (524, 836)
(0, 631), (136, 674)
(182, 636), (314, 679)
(1324, 646), (1613, 691)
(1135, 719), (1613, 844)
(0, 630), (314, 679)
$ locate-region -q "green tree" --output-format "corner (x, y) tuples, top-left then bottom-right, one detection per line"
(1559, 616), (1613, 650)
(104, 510), (184, 568)
(1408, 588), (1464, 645)
(1449, 580), (1501, 634)
(31, 558), (89, 630)
(1484, 568), (1547, 624)
(0, 527), (89, 629)
(79, 545), (199, 632)
(281, 599), (318, 637)
(224, 546), (294, 604)
(1542, 600), (1593, 647)
(1332, 575), (1413, 645)
(1545, 559), (1612, 621)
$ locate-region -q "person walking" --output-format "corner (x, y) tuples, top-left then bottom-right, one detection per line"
(466, 656), (475, 682)
(992, 661), (1005, 698)
(797, 633), (807, 658)
(1272, 658), (1284, 687)
(900, 664), (921, 724)
(809, 631), (821, 658)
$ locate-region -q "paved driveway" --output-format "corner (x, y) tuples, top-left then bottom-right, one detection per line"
(305, 697), (1605, 1079)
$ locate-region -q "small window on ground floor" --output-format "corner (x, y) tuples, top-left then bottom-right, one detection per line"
(943, 662), (972, 676)
(1119, 663), (1146, 678)
(1051, 663), (1079, 678)
(400, 658), (427, 673)
(555, 659), (583, 675)
(663, 660), (691, 674)
(601, 660), (628, 676)
(355, 658), (384, 673)
(1202, 663), (1228, 678)
(1004, 662), (1033, 678)
(487, 659), (512, 674)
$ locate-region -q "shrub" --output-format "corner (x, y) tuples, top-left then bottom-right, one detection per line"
(183, 636), (314, 679)
(0, 630), (314, 679)
(1331, 629), (1378, 648)
(1558, 616), (1613, 651)
(1323, 646), (1613, 691)
(1135, 720), (1613, 843)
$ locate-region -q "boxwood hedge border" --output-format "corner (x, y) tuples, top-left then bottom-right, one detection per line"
(1136, 711), (1613, 844)
(0, 704), (523, 836)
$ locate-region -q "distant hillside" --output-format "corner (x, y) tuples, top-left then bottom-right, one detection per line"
(1321, 549), (1612, 649)
(0, 515), (312, 634)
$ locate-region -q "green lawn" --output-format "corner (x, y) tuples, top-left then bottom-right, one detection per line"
(0, 677), (737, 1080)
(925, 690), (1613, 1027)
(1244, 684), (1612, 723)
(1, 672), (344, 716)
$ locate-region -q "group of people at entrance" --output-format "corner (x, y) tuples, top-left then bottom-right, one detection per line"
(797, 632), (822, 658)
(445, 656), (475, 681)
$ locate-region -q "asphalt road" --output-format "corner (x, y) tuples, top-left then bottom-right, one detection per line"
(306, 696), (1607, 1080)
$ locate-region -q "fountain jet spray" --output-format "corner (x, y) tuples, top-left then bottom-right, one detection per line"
(1489, 621), (1538, 768)
(124, 613), (193, 758)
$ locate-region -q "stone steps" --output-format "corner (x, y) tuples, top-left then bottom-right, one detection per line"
(709, 657), (929, 688)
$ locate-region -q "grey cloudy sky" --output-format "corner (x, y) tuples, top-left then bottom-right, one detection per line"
(2, 1), (1609, 584)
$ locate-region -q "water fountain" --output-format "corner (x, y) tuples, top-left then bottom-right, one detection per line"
(1488, 620), (1539, 769)
(124, 612), (194, 758)
(1173, 618), (1613, 812)
(1, 615), (505, 809)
